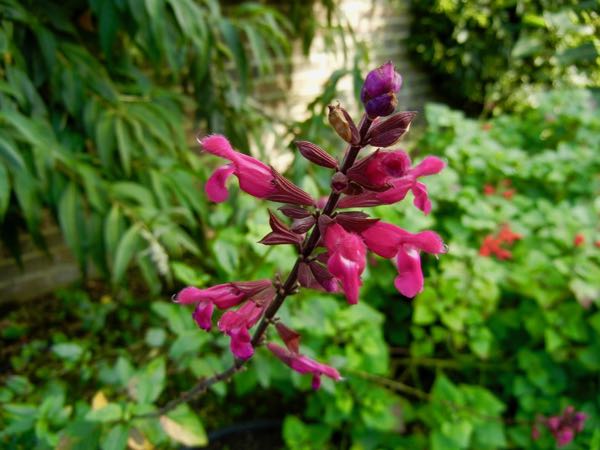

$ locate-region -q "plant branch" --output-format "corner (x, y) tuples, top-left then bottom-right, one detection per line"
(138, 115), (372, 419)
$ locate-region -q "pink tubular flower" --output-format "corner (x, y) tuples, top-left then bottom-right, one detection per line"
(174, 280), (271, 331)
(200, 135), (314, 206)
(323, 223), (367, 305)
(339, 155), (446, 214)
(360, 222), (446, 298)
(218, 301), (265, 360)
(267, 343), (341, 389)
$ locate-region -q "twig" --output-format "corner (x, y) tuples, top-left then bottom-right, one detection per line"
(136, 116), (372, 419)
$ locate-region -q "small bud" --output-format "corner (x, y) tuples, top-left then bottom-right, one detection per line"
(331, 172), (348, 193)
(279, 205), (311, 219)
(269, 169), (316, 206)
(366, 111), (416, 147)
(335, 212), (380, 233)
(361, 61), (402, 118)
(291, 215), (316, 234)
(295, 141), (338, 169)
(259, 210), (303, 246)
(275, 322), (301, 353)
(328, 103), (360, 145)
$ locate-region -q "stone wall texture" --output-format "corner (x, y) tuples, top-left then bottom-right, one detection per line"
(0, 0), (432, 303)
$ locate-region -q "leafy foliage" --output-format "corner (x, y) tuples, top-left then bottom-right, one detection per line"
(3, 88), (599, 448)
(409, 0), (600, 114)
(0, 0), (339, 291)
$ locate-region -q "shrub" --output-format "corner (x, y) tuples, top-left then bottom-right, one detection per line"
(409, 0), (600, 114)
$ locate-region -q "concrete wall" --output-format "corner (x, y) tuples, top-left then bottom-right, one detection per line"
(0, 0), (432, 303)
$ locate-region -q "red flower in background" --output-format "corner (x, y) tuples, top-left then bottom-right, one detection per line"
(479, 224), (522, 260)
(483, 184), (496, 196)
(574, 234), (585, 247)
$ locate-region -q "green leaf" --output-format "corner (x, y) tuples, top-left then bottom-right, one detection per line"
(95, 112), (115, 168)
(101, 424), (129, 450)
(104, 204), (124, 259)
(58, 182), (85, 266)
(145, 328), (167, 347)
(0, 135), (26, 170)
(85, 403), (123, 423)
(0, 162), (10, 220)
(52, 343), (84, 361)
(98, 0), (119, 57)
(111, 182), (156, 207)
(115, 117), (133, 176)
(151, 302), (192, 335)
(161, 404), (207, 447)
(134, 357), (166, 404)
(112, 224), (143, 285)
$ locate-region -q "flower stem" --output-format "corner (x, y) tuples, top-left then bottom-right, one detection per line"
(140, 115), (372, 419)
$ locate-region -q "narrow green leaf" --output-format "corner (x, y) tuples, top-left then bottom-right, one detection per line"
(0, 163), (10, 220)
(95, 112), (115, 169)
(111, 182), (156, 207)
(112, 224), (143, 285)
(0, 135), (26, 170)
(58, 182), (85, 266)
(104, 204), (124, 260)
(115, 117), (132, 176)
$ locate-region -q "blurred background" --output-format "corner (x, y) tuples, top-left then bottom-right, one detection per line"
(0, 0), (598, 448)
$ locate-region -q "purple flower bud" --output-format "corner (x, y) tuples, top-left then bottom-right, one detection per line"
(361, 61), (402, 118)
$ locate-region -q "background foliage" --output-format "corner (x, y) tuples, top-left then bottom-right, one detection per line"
(409, 0), (600, 114)
(1, 0), (600, 449)
(0, 0), (345, 293)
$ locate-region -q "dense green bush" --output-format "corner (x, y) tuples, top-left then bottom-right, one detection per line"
(409, 0), (599, 114)
(2, 88), (598, 448)
(0, 0), (345, 293)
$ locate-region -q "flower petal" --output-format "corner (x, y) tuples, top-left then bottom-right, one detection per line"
(410, 156), (446, 178)
(192, 301), (214, 331)
(229, 327), (254, 360)
(411, 181), (431, 214)
(394, 247), (424, 298)
(205, 164), (235, 202)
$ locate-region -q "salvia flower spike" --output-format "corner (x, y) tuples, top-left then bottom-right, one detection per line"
(173, 62), (447, 395)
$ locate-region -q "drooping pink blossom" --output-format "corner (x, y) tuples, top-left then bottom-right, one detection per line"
(360, 221), (446, 297)
(323, 223), (367, 304)
(267, 342), (341, 389)
(174, 280), (271, 331)
(339, 155), (445, 214)
(200, 135), (315, 206)
(218, 301), (265, 360)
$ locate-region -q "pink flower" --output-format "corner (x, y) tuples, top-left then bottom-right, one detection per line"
(323, 223), (367, 304)
(267, 343), (341, 389)
(174, 280), (271, 331)
(339, 155), (445, 214)
(360, 221), (446, 297)
(218, 301), (265, 360)
(200, 135), (315, 206)
(536, 406), (587, 448)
